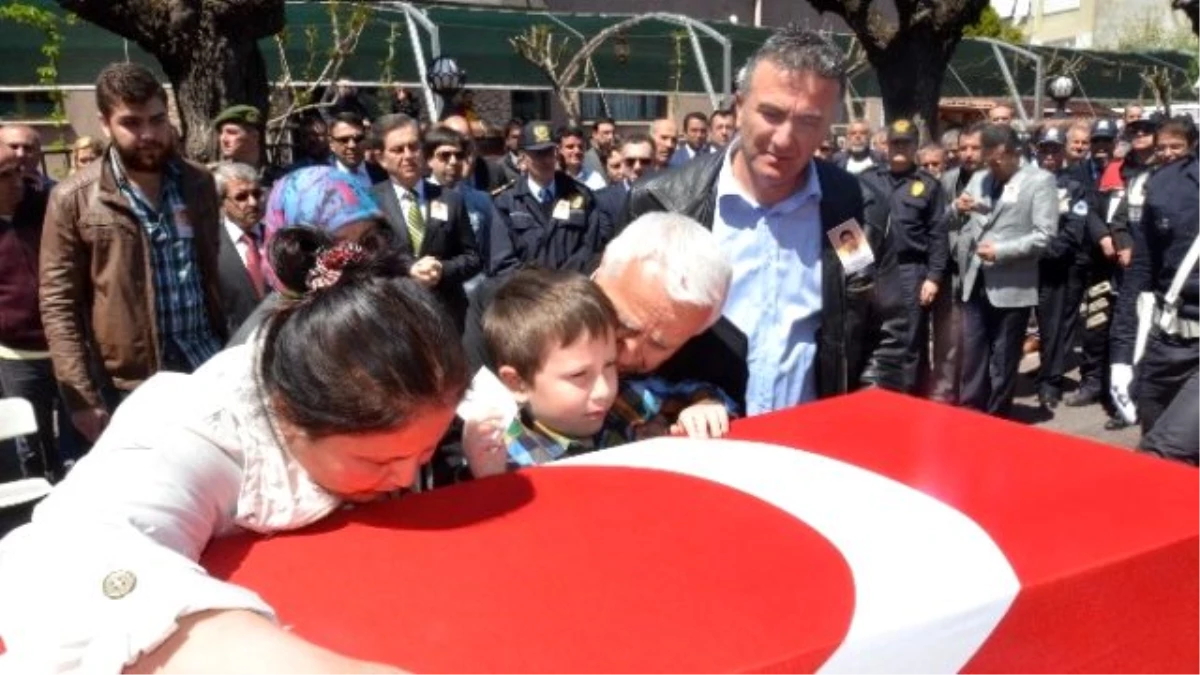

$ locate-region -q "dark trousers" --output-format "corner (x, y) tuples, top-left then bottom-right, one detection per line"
(1136, 331), (1199, 466)
(0, 358), (59, 481)
(930, 269), (964, 403)
(1036, 263), (1086, 394)
(896, 262), (933, 395)
(1078, 259), (1121, 391)
(961, 283), (1029, 417)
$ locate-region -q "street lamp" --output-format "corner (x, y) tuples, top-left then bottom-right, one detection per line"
(1046, 75), (1075, 118)
(427, 55), (467, 121)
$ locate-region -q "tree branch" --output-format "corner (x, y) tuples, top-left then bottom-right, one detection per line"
(55, 0), (168, 47)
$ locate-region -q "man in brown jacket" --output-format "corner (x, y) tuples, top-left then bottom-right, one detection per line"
(40, 63), (226, 443)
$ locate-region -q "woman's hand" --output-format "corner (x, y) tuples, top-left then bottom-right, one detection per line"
(462, 414), (509, 479)
(125, 609), (407, 673)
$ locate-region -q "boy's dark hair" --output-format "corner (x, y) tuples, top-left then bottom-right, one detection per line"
(95, 63), (167, 119)
(483, 268), (618, 382)
(261, 227), (466, 438)
(424, 125), (467, 158)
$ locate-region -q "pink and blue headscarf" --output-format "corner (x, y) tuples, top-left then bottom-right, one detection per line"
(262, 166), (385, 291)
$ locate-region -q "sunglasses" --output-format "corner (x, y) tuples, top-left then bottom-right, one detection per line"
(332, 134), (366, 145)
(228, 188), (263, 203)
(623, 157), (652, 166)
(434, 149), (464, 162)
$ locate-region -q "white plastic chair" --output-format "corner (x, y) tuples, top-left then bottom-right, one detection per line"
(0, 397), (37, 442)
(0, 397), (52, 514)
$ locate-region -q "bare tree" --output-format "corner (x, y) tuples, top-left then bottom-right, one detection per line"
(806, 0), (991, 136)
(58, 0), (285, 160)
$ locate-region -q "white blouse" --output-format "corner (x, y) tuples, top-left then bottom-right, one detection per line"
(0, 344), (342, 672)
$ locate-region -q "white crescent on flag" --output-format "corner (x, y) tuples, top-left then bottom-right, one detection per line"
(554, 438), (1022, 673)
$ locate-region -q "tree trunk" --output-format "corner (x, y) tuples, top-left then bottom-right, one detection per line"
(870, 33), (956, 141)
(158, 25), (273, 161)
(58, 0), (284, 162)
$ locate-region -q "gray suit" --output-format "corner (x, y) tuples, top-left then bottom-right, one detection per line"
(930, 165), (971, 403)
(956, 163), (1058, 416)
(956, 164), (1058, 308)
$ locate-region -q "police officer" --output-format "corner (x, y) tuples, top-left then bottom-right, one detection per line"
(1109, 119), (1198, 466)
(488, 121), (607, 276)
(860, 118), (949, 395)
(1067, 115), (1156, 413)
(1032, 126), (1091, 408)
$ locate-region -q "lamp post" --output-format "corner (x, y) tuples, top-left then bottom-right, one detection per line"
(427, 55), (467, 121)
(1046, 75), (1075, 118)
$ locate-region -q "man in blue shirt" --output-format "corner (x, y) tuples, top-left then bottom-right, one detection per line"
(624, 26), (908, 414)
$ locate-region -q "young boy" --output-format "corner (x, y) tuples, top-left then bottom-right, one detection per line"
(463, 268), (736, 478)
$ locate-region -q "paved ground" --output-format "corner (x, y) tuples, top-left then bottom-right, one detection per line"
(1009, 352), (1141, 450)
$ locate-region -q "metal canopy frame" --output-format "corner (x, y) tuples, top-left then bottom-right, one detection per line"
(975, 37), (1045, 123)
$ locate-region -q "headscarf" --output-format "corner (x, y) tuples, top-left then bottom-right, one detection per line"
(262, 166), (385, 291)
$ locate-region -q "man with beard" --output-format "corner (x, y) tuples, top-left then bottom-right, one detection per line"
(39, 62), (226, 444)
(583, 117), (616, 176)
(929, 123), (984, 403)
(832, 119), (880, 175)
(859, 119), (948, 395)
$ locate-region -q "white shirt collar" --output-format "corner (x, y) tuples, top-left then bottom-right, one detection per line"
(222, 215), (262, 245)
(392, 177), (426, 202)
(527, 176), (554, 200)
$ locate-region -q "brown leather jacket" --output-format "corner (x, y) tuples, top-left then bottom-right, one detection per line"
(39, 152), (226, 412)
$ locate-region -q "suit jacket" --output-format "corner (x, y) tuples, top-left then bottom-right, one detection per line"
(372, 179), (482, 332)
(668, 144), (712, 168)
(216, 222), (265, 337)
(624, 152), (910, 407)
(591, 183), (629, 247)
(956, 164), (1058, 308)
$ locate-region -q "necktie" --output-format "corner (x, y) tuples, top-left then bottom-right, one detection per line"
(539, 187), (552, 205)
(405, 190), (425, 253)
(240, 231), (265, 298)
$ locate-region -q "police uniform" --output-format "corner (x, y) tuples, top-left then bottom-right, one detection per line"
(858, 119), (949, 394)
(488, 121), (607, 276)
(1032, 127), (1091, 406)
(1068, 118), (1157, 409)
(1110, 149), (1199, 465)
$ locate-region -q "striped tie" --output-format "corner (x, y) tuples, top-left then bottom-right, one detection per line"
(404, 189), (425, 253)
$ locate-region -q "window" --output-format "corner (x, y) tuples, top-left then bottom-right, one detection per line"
(0, 91), (58, 121)
(511, 91), (551, 122)
(580, 92), (667, 122)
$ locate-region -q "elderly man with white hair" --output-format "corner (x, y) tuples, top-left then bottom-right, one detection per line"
(448, 211), (743, 484)
(212, 162), (267, 335)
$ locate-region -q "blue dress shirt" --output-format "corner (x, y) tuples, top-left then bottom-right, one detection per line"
(712, 149), (824, 415)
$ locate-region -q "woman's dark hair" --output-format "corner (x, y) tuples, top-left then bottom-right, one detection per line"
(260, 228), (468, 437)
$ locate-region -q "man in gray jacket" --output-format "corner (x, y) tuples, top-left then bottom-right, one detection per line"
(956, 124), (1058, 416)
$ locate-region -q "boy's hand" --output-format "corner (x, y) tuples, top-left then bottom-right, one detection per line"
(462, 414), (509, 478)
(670, 400), (730, 439)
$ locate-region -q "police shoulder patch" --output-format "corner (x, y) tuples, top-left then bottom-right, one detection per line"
(910, 181), (925, 197)
(1072, 200), (1088, 216)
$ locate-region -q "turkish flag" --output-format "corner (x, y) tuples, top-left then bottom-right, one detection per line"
(204, 391), (1199, 673)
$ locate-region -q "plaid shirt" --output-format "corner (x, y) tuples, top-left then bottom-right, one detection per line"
(504, 377), (738, 469)
(111, 152), (220, 371)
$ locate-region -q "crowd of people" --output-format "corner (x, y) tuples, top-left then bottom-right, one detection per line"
(0, 22), (1196, 671)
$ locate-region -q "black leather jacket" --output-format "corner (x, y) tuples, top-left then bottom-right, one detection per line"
(622, 152), (910, 399)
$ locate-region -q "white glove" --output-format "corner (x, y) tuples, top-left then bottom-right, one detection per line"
(1110, 364), (1137, 425)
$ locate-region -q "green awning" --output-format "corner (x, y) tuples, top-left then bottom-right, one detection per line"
(0, 0), (1195, 103)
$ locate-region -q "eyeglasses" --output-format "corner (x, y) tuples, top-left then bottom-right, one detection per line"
(434, 149), (464, 162)
(227, 188), (263, 203)
(623, 157), (652, 166)
(332, 134), (365, 145)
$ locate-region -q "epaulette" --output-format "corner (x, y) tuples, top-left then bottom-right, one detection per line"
(490, 180), (514, 197)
